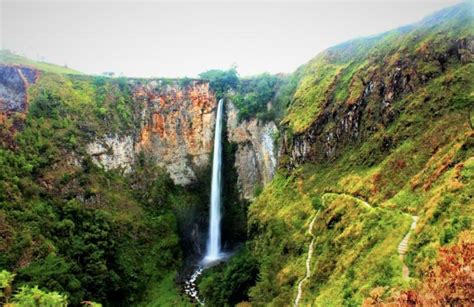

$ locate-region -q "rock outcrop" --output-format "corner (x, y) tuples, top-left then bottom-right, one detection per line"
(0, 64), (278, 193)
(0, 65), (38, 114)
(85, 79), (217, 185)
(86, 135), (135, 173)
(133, 80), (216, 185)
(281, 37), (474, 168)
(0, 65), (38, 147)
(227, 101), (279, 200)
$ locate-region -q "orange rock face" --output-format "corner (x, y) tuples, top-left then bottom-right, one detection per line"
(134, 80), (217, 185)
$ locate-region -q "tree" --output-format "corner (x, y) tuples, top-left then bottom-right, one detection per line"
(199, 67), (239, 98)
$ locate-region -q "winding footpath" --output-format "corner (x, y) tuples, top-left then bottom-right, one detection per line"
(293, 193), (418, 306)
(293, 212), (319, 307)
(397, 215), (419, 279)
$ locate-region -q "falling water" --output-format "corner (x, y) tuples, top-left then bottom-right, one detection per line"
(204, 98), (224, 262)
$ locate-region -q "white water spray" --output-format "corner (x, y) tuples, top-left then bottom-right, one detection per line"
(204, 98), (224, 263)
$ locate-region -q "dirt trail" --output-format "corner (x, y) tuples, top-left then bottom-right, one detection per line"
(397, 215), (419, 279)
(293, 212), (318, 307)
(293, 193), (417, 305)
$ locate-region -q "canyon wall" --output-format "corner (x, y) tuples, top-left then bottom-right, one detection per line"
(226, 101), (279, 200)
(86, 80), (217, 185)
(134, 80), (216, 184)
(0, 64), (279, 198)
(281, 37), (473, 168)
(76, 82), (281, 196)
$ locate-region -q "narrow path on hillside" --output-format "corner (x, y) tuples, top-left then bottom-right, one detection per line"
(397, 215), (419, 279)
(293, 193), (418, 305)
(294, 211), (319, 307)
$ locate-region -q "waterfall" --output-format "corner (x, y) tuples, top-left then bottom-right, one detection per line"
(204, 98), (224, 262)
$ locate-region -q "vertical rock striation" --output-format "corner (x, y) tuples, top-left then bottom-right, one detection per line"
(133, 80), (217, 185)
(281, 37), (473, 168)
(83, 79), (217, 185)
(0, 65), (38, 114)
(227, 101), (279, 200)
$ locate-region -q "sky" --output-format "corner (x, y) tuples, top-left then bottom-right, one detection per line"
(1, 0), (463, 78)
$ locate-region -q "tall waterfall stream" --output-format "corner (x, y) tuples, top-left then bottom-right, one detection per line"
(184, 98), (225, 304)
(205, 98), (224, 262)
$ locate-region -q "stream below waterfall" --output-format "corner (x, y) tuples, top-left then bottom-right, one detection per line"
(184, 266), (204, 305)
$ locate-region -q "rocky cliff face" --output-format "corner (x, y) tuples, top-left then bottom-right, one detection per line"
(85, 83), (280, 197)
(86, 135), (135, 173)
(0, 63), (277, 197)
(133, 80), (216, 184)
(0, 65), (38, 147)
(86, 80), (217, 185)
(227, 101), (279, 200)
(0, 65), (38, 114)
(281, 36), (473, 168)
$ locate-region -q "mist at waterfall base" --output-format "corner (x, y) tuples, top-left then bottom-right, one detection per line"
(203, 98), (225, 265)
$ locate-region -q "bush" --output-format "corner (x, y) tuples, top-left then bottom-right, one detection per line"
(199, 67), (239, 99)
(199, 248), (259, 306)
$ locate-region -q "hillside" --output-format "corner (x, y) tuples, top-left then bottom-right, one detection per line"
(0, 2), (473, 306)
(194, 2), (473, 306)
(244, 2), (474, 305)
(0, 50), (83, 75)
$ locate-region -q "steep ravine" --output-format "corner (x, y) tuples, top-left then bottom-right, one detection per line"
(0, 66), (280, 266)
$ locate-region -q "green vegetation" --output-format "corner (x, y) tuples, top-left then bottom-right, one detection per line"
(1, 2), (472, 306)
(0, 50), (82, 75)
(199, 67), (239, 99)
(199, 68), (298, 123)
(1, 269), (90, 306)
(246, 63), (473, 306)
(231, 73), (279, 121)
(0, 71), (189, 305)
(244, 3), (474, 305)
(231, 73), (300, 123)
(138, 272), (191, 307)
(283, 2), (474, 132)
(198, 247), (258, 306)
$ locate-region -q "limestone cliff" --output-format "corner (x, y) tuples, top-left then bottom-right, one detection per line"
(0, 63), (277, 196)
(85, 79), (217, 185)
(86, 135), (135, 173)
(133, 80), (216, 184)
(226, 101), (279, 200)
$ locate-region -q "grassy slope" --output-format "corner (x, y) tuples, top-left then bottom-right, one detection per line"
(138, 271), (191, 307)
(0, 50), (83, 75)
(248, 3), (473, 306)
(283, 2), (473, 133)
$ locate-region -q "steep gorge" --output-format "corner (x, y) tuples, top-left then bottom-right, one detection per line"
(0, 59), (281, 305)
(1, 2), (473, 306)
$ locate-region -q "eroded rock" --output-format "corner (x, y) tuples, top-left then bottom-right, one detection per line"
(227, 101), (279, 199)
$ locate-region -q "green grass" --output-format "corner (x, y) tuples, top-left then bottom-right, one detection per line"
(247, 3), (474, 304)
(282, 2), (474, 133)
(138, 272), (191, 307)
(0, 50), (83, 75)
